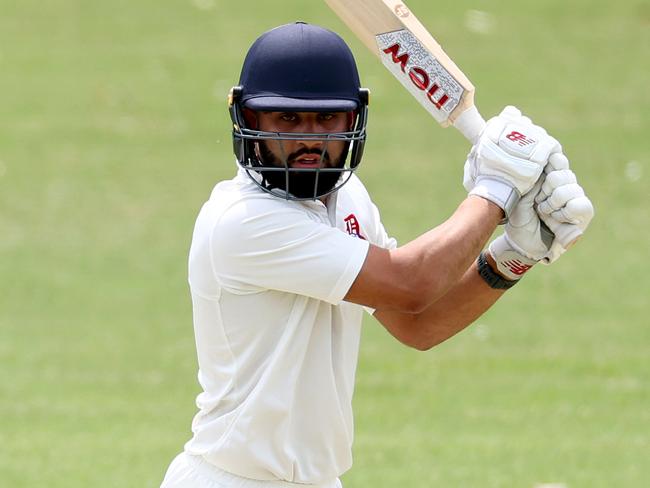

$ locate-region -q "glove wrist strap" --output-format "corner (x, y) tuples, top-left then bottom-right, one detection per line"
(477, 252), (519, 289)
(469, 177), (520, 223)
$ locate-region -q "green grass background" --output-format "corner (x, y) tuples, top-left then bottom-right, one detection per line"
(1, 0), (648, 486)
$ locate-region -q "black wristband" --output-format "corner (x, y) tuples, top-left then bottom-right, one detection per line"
(477, 251), (520, 290)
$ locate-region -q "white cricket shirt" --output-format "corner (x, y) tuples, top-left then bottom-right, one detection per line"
(184, 169), (396, 484)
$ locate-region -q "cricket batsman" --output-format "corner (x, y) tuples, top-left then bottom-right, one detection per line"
(160, 22), (594, 487)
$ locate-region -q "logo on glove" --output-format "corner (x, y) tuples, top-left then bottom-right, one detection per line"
(505, 131), (536, 147)
(502, 258), (533, 276)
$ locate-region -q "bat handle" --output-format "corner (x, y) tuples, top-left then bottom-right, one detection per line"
(453, 105), (486, 144)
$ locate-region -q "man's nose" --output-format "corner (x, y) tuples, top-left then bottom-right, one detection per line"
(296, 115), (324, 134)
(296, 120), (325, 148)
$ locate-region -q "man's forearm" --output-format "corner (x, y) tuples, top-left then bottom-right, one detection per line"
(346, 195), (503, 313)
(394, 195), (503, 305)
(374, 258), (506, 350)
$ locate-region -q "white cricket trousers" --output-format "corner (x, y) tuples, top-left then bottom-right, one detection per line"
(161, 452), (343, 488)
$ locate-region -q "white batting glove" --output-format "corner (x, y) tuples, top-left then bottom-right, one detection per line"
(488, 153), (595, 279)
(535, 153), (595, 262)
(487, 178), (549, 280)
(464, 106), (561, 221)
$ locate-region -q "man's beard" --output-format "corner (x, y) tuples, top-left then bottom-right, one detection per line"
(256, 141), (346, 199)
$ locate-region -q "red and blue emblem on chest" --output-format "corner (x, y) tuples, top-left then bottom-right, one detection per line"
(343, 213), (366, 240)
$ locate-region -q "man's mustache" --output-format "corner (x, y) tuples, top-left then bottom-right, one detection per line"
(288, 148), (330, 163)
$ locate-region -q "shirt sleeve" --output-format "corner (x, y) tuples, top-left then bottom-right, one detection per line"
(363, 200), (396, 316)
(346, 174), (397, 250)
(210, 199), (370, 305)
(368, 201), (398, 251)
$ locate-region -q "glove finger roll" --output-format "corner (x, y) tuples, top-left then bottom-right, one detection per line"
(564, 196), (595, 227)
(499, 105), (523, 121)
(538, 169), (577, 201)
(547, 196), (593, 227)
(546, 152), (570, 172)
(537, 183), (585, 214)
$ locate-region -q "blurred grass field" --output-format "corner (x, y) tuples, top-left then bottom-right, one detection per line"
(1, 0), (648, 486)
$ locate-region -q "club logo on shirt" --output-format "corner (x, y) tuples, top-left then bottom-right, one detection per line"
(344, 214), (366, 240)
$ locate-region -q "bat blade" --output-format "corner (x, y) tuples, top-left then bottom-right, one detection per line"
(324, 0), (485, 142)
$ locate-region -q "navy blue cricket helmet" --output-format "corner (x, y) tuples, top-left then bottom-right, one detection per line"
(228, 22), (369, 200)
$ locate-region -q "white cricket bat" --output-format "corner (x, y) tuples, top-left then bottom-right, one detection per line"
(324, 0), (583, 248)
(323, 0), (486, 143)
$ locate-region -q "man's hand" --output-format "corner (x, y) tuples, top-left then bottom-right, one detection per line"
(487, 178), (548, 280)
(535, 153), (595, 262)
(464, 106), (561, 221)
(487, 153), (595, 280)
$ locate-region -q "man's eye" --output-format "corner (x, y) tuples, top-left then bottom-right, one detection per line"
(280, 113), (297, 122)
(319, 113), (335, 121)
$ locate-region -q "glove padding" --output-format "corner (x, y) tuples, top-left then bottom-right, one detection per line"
(488, 179), (548, 280)
(488, 153), (595, 278)
(535, 154), (594, 249)
(464, 106), (562, 221)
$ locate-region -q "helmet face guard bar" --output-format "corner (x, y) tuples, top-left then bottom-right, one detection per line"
(229, 86), (370, 201)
